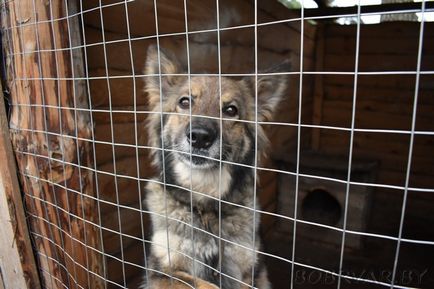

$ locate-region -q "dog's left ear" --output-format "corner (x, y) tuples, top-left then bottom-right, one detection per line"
(256, 74), (287, 121)
(145, 45), (181, 94)
(254, 61), (290, 121)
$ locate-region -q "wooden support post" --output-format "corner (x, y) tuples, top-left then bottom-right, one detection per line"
(0, 82), (41, 289)
(1, 1), (104, 288)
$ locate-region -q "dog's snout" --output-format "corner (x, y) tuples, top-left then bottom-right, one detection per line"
(186, 127), (217, 149)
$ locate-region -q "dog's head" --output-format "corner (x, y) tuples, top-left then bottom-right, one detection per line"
(145, 46), (288, 172)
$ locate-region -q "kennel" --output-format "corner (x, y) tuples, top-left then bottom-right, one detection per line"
(0, 0), (433, 289)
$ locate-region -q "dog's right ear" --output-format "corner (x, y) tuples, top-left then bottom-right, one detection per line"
(145, 45), (181, 93)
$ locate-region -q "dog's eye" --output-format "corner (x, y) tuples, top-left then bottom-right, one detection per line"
(223, 105), (238, 117)
(178, 96), (191, 109)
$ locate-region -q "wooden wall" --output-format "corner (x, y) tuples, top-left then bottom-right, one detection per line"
(81, 0), (317, 287)
(312, 22), (434, 240)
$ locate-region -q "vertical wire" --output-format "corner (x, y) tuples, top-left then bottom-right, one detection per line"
(48, 1), (81, 287)
(290, 1), (304, 288)
(336, 1), (362, 288)
(14, 2), (56, 288)
(390, 1), (426, 288)
(97, 0), (127, 286)
(215, 0), (224, 287)
(182, 0), (198, 286)
(251, 0), (259, 287)
(63, 1), (91, 287)
(152, 1), (174, 287)
(78, 0), (109, 286)
(122, 0), (150, 285)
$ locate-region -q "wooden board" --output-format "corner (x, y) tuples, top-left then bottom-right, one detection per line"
(0, 83), (40, 289)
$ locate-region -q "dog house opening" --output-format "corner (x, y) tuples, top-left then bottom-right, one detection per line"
(301, 188), (342, 226)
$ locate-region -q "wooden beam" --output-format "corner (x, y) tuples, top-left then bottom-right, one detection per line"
(0, 82), (41, 289)
(1, 1), (104, 288)
(301, 2), (434, 18)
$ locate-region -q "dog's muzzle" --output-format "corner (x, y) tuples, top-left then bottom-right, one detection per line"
(186, 126), (217, 149)
(179, 119), (219, 167)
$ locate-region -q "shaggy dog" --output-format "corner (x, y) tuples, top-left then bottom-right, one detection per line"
(141, 45), (288, 289)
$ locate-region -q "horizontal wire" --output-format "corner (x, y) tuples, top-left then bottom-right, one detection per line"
(7, 70), (434, 80)
(8, 106), (434, 137)
(22, 171), (434, 248)
(12, 128), (434, 193)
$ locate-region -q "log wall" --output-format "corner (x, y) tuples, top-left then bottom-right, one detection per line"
(314, 22), (434, 239)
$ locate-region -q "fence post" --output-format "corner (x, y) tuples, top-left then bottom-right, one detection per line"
(0, 81), (41, 289)
(0, 1), (105, 288)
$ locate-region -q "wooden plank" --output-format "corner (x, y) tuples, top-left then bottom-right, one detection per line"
(0, 84), (41, 289)
(320, 129), (397, 149)
(318, 130), (432, 159)
(323, 99), (434, 119)
(83, 0), (205, 36)
(325, 34), (434, 55)
(324, 84), (413, 102)
(321, 100), (433, 130)
(323, 53), (430, 72)
(326, 74), (414, 87)
(1, 1), (104, 288)
(325, 22), (434, 43)
(303, 2), (434, 18)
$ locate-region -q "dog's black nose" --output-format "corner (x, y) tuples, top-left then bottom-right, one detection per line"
(186, 127), (216, 149)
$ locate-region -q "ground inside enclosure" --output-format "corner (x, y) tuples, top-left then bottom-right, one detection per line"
(112, 228), (434, 289)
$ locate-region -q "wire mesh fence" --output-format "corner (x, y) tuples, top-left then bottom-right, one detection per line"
(1, 0), (433, 289)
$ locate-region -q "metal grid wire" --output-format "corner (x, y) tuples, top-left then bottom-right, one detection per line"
(1, 0), (433, 289)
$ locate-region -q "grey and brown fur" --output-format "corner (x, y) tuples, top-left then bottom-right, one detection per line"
(141, 46), (288, 289)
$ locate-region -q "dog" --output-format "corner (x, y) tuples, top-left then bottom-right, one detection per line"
(141, 45), (288, 289)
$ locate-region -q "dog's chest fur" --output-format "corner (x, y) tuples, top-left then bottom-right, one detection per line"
(146, 180), (260, 285)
